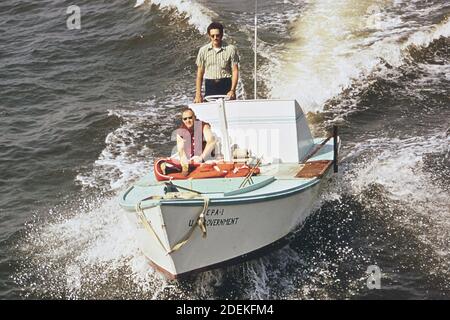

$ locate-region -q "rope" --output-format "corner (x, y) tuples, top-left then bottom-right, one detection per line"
(301, 135), (333, 163)
(168, 196), (209, 254)
(135, 202), (170, 253)
(239, 157), (262, 189)
(134, 194), (210, 255)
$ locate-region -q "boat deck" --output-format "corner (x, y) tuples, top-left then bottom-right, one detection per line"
(119, 138), (336, 211)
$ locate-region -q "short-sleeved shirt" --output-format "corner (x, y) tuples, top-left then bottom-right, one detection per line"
(196, 42), (240, 80)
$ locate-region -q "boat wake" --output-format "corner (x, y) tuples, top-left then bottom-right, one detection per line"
(204, 131), (450, 299)
(13, 196), (184, 299)
(262, 0), (450, 113)
(341, 132), (450, 258)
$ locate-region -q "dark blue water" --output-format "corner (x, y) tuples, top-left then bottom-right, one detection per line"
(0, 0), (449, 299)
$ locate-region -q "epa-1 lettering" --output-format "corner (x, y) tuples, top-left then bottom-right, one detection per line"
(205, 208), (225, 216)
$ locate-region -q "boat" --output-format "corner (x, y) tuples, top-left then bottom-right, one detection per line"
(119, 97), (340, 279)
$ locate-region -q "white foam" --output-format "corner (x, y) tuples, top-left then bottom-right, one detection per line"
(262, 1), (450, 113)
(15, 196), (182, 298)
(135, 0), (216, 34)
(404, 18), (450, 49)
(345, 134), (448, 201)
(76, 95), (190, 191)
(339, 132), (450, 260)
(134, 0), (146, 8)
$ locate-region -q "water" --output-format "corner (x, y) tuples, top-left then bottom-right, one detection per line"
(0, 0), (449, 299)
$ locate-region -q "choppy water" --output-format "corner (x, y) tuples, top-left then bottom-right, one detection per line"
(0, 0), (449, 299)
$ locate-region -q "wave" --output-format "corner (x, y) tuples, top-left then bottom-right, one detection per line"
(404, 17), (450, 51)
(134, 0), (217, 33)
(75, 95), (189, 191)
(340, 131), (450, 261)
(13, 196), (180, 299)
(262, 0), (450, 113)
(220, 130), (450, 298)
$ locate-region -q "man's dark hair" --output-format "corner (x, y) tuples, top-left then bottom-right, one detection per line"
(207, 22), (224, 35)
(181, 107), (195, 117)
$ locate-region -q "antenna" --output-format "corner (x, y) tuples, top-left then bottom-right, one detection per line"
(254, 0), (258, 100)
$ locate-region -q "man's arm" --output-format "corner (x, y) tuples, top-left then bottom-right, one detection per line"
(176, 134), (190, 175)
(200, 125), (216, 161)
(227, 64), (239, 100)
(194, 65), (205, 103)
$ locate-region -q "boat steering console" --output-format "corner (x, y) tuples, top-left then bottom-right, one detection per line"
(204, 95), (231, 102)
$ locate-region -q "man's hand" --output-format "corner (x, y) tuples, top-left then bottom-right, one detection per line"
(181, 164), (189, 176)
(194, 94), (203, 103)
(226, 90), (236, 100)
(191, 155), (203, 163)
(180, 156), (190, 176)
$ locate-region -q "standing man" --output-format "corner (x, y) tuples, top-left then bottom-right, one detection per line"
(194, 22), (240, 103)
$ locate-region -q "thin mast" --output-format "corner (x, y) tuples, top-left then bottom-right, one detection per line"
(254, 0), (258, 100)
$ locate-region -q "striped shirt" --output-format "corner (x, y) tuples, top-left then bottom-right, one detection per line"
(196, 42), (240, 80)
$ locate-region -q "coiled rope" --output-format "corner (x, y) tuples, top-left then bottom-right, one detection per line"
(135, 193), (209, 255)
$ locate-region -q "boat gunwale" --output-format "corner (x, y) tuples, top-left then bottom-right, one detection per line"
(118, 171), (327, 211)
(158, 175), (322, 206)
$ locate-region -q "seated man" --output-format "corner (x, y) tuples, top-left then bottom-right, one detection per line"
(176, 108), (216, 175)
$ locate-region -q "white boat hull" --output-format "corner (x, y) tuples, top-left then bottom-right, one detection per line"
(124, 177), (328, 278)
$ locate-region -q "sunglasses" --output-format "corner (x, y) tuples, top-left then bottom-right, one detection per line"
(183, 116), (193, 121)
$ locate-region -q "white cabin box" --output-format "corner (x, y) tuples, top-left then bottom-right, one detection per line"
(189, 100), (314, 163)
